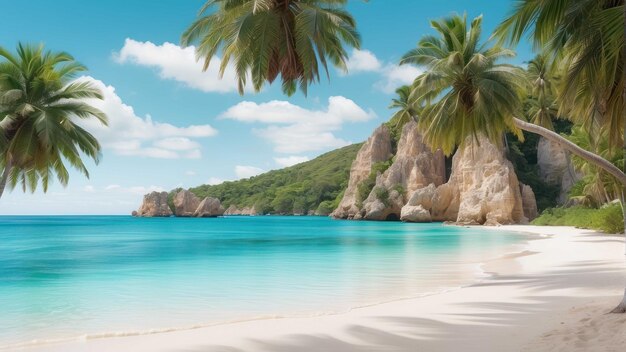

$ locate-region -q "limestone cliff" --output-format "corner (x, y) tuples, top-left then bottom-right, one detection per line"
(194, 197), (225, 217)
(401, 135), (536, 225)
(361, 121), (445, 220)
(331, 125), (393, 219)
(173, 189), (201, 217)
(134, 191), (173, 217)
(537, 137), (581, 204)
(224, 205), (258, 216)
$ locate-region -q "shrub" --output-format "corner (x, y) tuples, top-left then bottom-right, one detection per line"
(374, 186), (390, 206)
(532, 204), (624, 233)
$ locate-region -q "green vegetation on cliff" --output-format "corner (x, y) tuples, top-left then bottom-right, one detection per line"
(184, 143), (362, 215)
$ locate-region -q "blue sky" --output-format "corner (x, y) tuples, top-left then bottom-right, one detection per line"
(0, 0), (533, 214)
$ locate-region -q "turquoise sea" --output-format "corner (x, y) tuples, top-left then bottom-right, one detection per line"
(0, 216), (527, 348)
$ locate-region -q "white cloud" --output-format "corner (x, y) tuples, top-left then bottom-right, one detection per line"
(114, 38), (241, 93)
(105, 184), (121, 190)
(375, 65), (422, 94)
(76, 76), (217, 159)
(206, 177), (225, 185)
(185, 170), (197, 176)
(235, 165), (264, 179)
(345, 49), (382, 73)
(83, 185), (95, 193)
(274, 156), (310, 167)
(342, 49), (423, 93)
(221, 96), (375, 153)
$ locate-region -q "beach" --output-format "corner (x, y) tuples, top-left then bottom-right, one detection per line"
(18, 225), (625, 352)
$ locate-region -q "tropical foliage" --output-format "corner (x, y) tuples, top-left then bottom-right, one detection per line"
(532, 203), (624, 234)
(495, 0), (624, 147)
(182, 0), (361, 96)
(0, 44), (106, 197)
(185, 143), (361, 214)
(400, 15), (526, 155)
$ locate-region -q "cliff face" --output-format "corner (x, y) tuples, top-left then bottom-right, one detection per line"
(331, 125), (393, 219)
(537, 137), (581, 204)
(194, 197), (225, 217)
(402, 135), (536, 225)
(361, 121), (445, 220)
(134, 191), (173, 217)
(224, 205), (257, 216)
(173, 190), (201, 217)
(135, 191), (225, 218)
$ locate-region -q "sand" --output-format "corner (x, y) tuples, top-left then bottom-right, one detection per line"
(17, 225), (626, 352)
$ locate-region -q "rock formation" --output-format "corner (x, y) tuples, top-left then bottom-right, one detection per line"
(194, 197), (225, 217)
(173, 189), (201, 217)
(402, 135), (535, 225)
(537, 137), (581, 204)
(521, 184), (538, 221)
(224, 205), (257, 216)
(331, 125), (393, 219)
(362, 122), (445, 220)
(135, 191), (173, 217)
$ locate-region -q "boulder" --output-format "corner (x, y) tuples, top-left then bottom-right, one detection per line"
(135, 191), (173, 217)
(131, 210), (138, 217)
(400, 204), (431, 222)
(537, 137), (582, 204)
(224, 205), (257, 216)
(173, 189), (201, 217)
(362, 122), (445, 220)
(194, 197), (225, 217)
(521, 184), (538, 221)
(332, 125), (393, 219)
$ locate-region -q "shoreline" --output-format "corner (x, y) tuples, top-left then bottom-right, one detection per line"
(17, 225), (626, 352)
(5, 227), (530, 351)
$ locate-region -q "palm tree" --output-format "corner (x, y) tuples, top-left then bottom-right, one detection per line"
(388, 85), (418, 130)
(402, 13), (626, 313)
(181, 0), (361, 96)
(494, 0), (626, 313)
(0, 44), (107, 198)
(525, 53), (559, 130)
(401, 15), (527, 156)
(495, 0), (624, 144)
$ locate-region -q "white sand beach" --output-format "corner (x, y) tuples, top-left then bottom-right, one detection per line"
(21, 225), (626, 352)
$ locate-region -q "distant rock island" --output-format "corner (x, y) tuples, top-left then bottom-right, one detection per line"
(134, 121), (576, 225)
(133, 190), (224, 217)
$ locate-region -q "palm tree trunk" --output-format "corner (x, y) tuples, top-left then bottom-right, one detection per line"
(513, 118), (626, 185)
(0, 160), (11, 199)
(513, 117), (626, 313)
(610, 3), (626, 314)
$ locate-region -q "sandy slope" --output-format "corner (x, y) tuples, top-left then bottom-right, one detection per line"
(18, 225), (626, 352)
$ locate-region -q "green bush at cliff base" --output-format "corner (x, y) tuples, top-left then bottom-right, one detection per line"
(532, 204), (624, 234)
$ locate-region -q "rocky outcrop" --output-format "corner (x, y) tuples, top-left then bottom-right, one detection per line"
(224, 205), (257, 216)
(537, 137), (581, 204)
(135, 191), (173, 217)
(403, 135), (535, 225)
(362, 122), (445, 220)
(194, 197), (225, 217)
(521, 184), (538, 221)
(173, 190), (201, 217)
(362, 187), (405, 221)
(331, 125), (393, 219)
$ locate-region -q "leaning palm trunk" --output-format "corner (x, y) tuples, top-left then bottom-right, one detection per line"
(513, 117), (626, 313)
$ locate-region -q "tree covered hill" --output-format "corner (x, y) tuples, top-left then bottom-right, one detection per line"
(179, 143), (362, 215)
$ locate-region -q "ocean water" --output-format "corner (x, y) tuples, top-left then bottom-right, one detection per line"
(0, 216), (527, 348)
